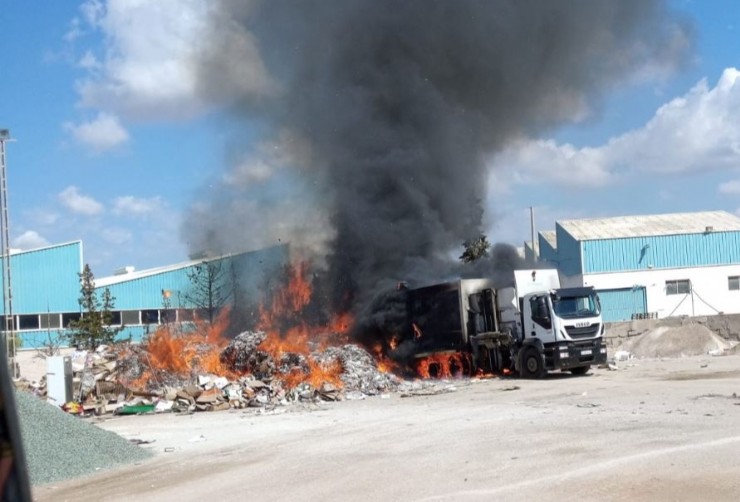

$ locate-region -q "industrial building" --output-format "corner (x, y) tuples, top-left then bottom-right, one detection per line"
(537, 210), (740, 322)
(0, 241), (288, 349)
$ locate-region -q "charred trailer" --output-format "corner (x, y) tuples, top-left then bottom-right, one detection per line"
(405, 279), (514, 376)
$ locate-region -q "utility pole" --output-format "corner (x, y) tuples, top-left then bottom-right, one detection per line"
(0, 129), (17, 378)
(529, 205), (538, 262)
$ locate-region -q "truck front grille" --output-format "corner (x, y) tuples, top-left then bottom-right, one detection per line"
(564, 324), (600, 339)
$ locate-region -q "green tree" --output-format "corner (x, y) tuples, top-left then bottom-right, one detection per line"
(183, 260), (230, 323)
(459, 234), (491, 263)
(67, 264), (124, 349)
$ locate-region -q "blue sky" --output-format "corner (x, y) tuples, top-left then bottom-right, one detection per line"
(1, 1), (739, 276)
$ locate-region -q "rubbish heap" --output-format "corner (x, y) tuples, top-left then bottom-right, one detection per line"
(22, 331), (406, 416)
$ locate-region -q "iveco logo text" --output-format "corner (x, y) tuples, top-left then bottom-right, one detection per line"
(574, 322), (590, 328)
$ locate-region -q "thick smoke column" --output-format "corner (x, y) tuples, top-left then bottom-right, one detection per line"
(187, 1), (690, 311)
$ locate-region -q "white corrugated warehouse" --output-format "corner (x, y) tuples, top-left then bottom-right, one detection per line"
(537, 211), (740, 322)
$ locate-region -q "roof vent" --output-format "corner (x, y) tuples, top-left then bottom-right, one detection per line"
(114, 266), (135, 275)
(705, 226), (714, 233)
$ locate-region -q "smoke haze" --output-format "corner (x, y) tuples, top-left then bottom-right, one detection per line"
(183, 0), (691, 310)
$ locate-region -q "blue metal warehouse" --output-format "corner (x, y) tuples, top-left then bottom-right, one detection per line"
(0, 241), (288, 349)
(537, 210), (740, 322)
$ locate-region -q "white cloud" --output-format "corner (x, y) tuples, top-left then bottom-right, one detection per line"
(71, 0), (272, 120)
(12, 231), (49, 250)
(223, 160), (274, 188)
(101, 227), (132, 245)
(58, 186), (104, 216)
(491, 68), (740, 187)
(80, 0), (104, 26)
(73, 0), (210, 119)
(64, 17), (83, 42)
(27, 209), (60, 226)
(491, 139), (612, 188)
(64, 112), (129, 151)
(718, 180), (740, 195)
(77, 50), (101, 70)
(113, 195), (165, 216)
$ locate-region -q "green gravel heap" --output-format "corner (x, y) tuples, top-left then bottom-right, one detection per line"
(14, 391), (152, 485)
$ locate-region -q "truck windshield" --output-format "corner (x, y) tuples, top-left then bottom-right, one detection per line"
(551, 293), (600, 319)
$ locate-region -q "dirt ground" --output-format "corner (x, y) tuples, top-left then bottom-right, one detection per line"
(34, 355), (740, 501)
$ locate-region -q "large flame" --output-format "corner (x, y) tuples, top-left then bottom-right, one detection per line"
(254, 263), (353, 387)
(257, 263), (352, 356)
(131, 262), (360, 390)
(130, 309), (236, 387)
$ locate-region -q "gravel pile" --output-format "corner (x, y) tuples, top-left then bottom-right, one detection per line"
(619, 324), (729, 358)
(15, 391), (152, 485)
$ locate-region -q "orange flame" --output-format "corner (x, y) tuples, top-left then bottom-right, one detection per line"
(128, 262), (373, 391)
(371, 342), (399, 374)
(412, 323), (423, 340)
(253, 262), (353, 387)
(131, 308), (236, 388)
(415, 352), (469, 379)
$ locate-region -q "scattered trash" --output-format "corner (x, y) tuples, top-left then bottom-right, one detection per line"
(128, 439), (156, 445)
(116, 404), (156, 416)
(614, 350), (631, 362)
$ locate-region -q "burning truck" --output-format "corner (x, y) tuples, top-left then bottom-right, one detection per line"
(397, 270), (607, 378)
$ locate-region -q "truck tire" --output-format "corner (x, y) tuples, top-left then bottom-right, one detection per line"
(520, 347), (545, 379)
(570, 366), (590, 376)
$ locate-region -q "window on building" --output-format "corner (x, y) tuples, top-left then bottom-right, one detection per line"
(121, 310), (140, 325)
(159, 309), (176, 323)
(40, 313), (61, 329)
(729, 276), (740, 291)
(18, 315), (40, 331)
(178, 309), (195, 322)
(62, 312), (81, 327)
(141, 309), (159, 324)
(666, 279), (691, 295)
(1, 316), (14, 331)
(105, 311), (122, 326)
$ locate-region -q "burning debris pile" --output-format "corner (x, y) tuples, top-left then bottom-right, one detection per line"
(24, 331), (402, 416)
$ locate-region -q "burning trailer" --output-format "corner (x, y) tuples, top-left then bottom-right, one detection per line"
(396, 270), (608, 378)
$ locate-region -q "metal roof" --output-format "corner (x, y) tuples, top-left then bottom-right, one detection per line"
(94, 258), (204, 288)
(558, 211), (740, 241)
(538, 230), (556, 247)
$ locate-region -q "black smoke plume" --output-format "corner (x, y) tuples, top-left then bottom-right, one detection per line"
(186, 1), (691, 319)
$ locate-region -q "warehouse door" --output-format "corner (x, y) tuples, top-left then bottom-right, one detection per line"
(597, 287), (647, 322)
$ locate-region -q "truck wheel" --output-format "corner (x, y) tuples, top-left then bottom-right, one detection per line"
(520, 347), (544, 379)
(570, 366), (590, 376)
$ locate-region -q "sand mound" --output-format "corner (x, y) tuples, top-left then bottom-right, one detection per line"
(619, 323), (729, 358)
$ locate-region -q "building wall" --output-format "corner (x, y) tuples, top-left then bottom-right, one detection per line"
(581, 231), (740, 274)
(597, 287), (647, 322)
(0, 241), (82, 315)
(582, 264), (740, 320)
(103, 244), (289, 310)
(537, 233), (558, 266)
(14, 244), (290, 349)
(555, 223), (582, 277)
